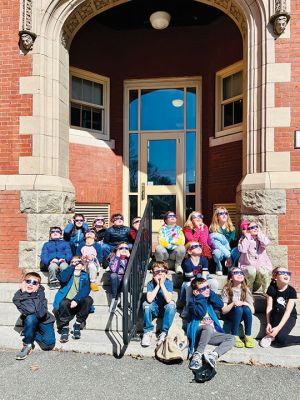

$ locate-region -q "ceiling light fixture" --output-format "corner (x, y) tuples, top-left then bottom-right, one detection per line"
(149, 11), (171, 30)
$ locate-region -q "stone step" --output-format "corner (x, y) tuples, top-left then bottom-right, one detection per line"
(2, 301), (300, 340)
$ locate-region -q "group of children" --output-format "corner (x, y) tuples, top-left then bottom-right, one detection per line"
(12, 208), (299, 382)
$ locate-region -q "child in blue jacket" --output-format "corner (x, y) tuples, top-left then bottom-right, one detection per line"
(41, 226), (72, 289)
(187, 277), (234, 372)
(53, 256), (93, 343)
(63, 213), (89, 255)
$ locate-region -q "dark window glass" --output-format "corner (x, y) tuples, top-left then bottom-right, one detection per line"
(148, 195), (176, 219)
(129, 134), (138, 192)
(93, 83), (103, 106)
(72, 77), (82, 101)
(223, 103), (233, 128)
(129, 90), (138, 131)
(71, 104), (81, 127)
(82, 79), (93, 103)
(186, 132), (196, 192)
(92, 109), (102, 131)
(129, 195), (138, 223)
(82, 107), (91, 129)
(234, 99), (243, 124)
(187, 87), (196, 129)
(186, 195), (195, 220)
(147, 139), (176, 185)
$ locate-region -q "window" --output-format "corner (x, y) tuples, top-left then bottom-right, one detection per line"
(215, 61), (243, 137)
(70, 67), (109, 139)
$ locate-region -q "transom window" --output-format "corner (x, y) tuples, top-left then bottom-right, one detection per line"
(215, 61), (243, 137)
(70, 67), (109, 138)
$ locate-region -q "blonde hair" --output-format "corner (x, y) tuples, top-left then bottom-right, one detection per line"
(184, 211), (204, 230)
(209, 207), (235, 233)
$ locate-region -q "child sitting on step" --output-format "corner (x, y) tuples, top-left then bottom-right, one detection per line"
(180, 241), (218, 318)
(221, 267), (255, 348)
(141, 261), (176, 348)
(53, 256), (93, 343)
(260, 266), (300, 348)
(13, 272), (55, 360)
(187, 277), (234, 372)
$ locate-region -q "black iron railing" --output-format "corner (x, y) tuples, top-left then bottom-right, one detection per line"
(122, 200), (152, 345)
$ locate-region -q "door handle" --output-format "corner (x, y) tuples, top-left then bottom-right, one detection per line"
(141, 183), (145, 200)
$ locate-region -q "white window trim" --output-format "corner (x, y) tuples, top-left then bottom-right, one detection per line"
(215, 60), (244, 139)
(69, 66), (110, 141)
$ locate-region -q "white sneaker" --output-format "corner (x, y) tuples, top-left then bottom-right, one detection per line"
(175, 264), (183, 274)
(157, 331), (167, 346)
(203, 351), (218, 369)
(260, 335), (275, 348)
(141, 332), (152, 347)
(216, 271), (223, 276)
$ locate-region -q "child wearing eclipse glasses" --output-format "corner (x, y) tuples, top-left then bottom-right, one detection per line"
(13, 272), (56, 360)
(238, 220), (272, 293)
(141, 261), (176, 348)
(187, 277), (234, 372)
(260, 267), (300, 348)
(102, 213), (131, 260)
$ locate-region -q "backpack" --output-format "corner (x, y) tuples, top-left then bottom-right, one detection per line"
(192, 363), (217, 383)
(155, 324), (188, 364)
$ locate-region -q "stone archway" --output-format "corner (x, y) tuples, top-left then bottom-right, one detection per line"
(18, 0), (293, 269)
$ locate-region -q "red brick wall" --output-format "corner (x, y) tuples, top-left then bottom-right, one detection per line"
(0, 192), (26, 282)
(70, 14), (243, 220)
(0, 1), (32, 174)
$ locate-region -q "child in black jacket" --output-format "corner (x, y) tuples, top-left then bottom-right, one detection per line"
(12, 272), (55, 360)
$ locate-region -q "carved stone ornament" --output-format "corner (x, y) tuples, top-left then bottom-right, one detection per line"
(19, 30), (37, 51)
(270, 1), (290, 35)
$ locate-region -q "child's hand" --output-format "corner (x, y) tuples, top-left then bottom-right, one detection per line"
(20, 281), (27, 292)
(269, 326), (279, 338)
(159, 275), (166, 286)
(234, 301), (244, 307)
(266, 323), (272, 335)
(116, 250), (121, 257)
(51, 258), (59, 263)
(58, 258), (65, 263)
(153, 275), (160, 285)
(225, 257), (232, 267)
(70, 300), (77, 309)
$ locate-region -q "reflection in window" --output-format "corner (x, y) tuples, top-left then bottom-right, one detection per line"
(129, 90), (138, 131)
(185, 195), (195, 220)
(186, 133), (196, 192)
(148, 195), (176, 219)
(147, 140), (176, 185)
(141, 88), (184, 130)
(187, 88), (196, 129)
(129, 134), (138, 192)
(129, 195), (138, 223)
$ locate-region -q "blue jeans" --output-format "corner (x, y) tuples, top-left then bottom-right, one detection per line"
(223, 305), (253, 336)
(23, 314), (55, 350)
(110, 272), (123, 299)
(143, 300), (176, 333)
(102, 243), (115, 259)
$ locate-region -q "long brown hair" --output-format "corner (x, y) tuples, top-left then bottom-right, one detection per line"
(222, 268), (249, 303)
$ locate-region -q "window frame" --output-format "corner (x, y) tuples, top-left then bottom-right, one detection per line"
(215, 61), (244, 138)
(69, 66), (110, 140)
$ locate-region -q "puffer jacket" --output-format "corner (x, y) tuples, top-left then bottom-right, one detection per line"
(238, 232), (272, 271)
(103, 225), (131, 247)
(41, 239), (72, 266)
(63, 222), (89, 254)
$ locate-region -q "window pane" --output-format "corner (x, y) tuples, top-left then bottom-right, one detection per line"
(72, 77), (82, 101)
(82, 107), (91, 129)
(223, 76), (231, 100)
(71, 104), (81, 127)
(186, 195), (195, 220)
(234, 99), (243, 124)
(129, 195), (138, 223)
(223, 103), (233, 128)
(93, 83), (103, 105)
(82, 79), (93, 103)
(187, 87), (196, 129)
(141, 88), (184, 130)
(186, 132), (196, 192)
(232, 71), (242, 97)
(129, 90), (138, 131)
(129, 134), (138, 192)
(148, 195), (176, 219)
(147, 139), (176, 185)
(92, 108), (102, 131)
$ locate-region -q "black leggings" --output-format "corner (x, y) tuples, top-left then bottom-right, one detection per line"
(271, 311), (300, 347)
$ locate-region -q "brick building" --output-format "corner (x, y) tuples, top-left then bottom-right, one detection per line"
(0, 0), (299, 288)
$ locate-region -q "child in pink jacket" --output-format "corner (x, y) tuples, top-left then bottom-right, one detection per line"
(238, 220), (272, 293)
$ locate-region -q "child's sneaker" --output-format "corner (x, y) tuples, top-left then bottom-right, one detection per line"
(141, 332), (152, 347)
(73, 323), (81, 339)
(260, 335), (275, 348)
(16, 343), (34, 360)
(203, 351), (218, 369)
(235, 336), (245, 348)
(245, 335), (255, 348)
(175, 264), (183, 274)
(215, 271), (223, 276)
(60, 327), (69, 343)
(90, 282), (99, 291)
(157, 331), (167, 346)
(189, 351), (202, 370)
(49, 281), (59, 290)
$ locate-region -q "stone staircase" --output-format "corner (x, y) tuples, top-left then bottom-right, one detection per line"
(0, 270), (299, 367)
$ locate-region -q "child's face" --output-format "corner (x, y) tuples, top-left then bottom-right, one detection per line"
(23, 277), (40, 293)
(274, 268), (291, 285)
(94, 218), (104, 228)
(191, 213), (203, 225)
(85, 231), (95, 240)
(118, 244), (130, 257)
(188, 242), (202, 256)
(165, 213), (177, 225)
(231, 269), (245, 284)
(194, 282), (210, 297)
(50, 228), (62, 240)
(247, 223), (259, 236)
(153, 267), (167, 280)
(132, 219), (141, 230)
(71, 259), (85, 271)
(74, 216), (84, 228)
(113, 216), (124, 226)
(217, 210), (228, 223)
